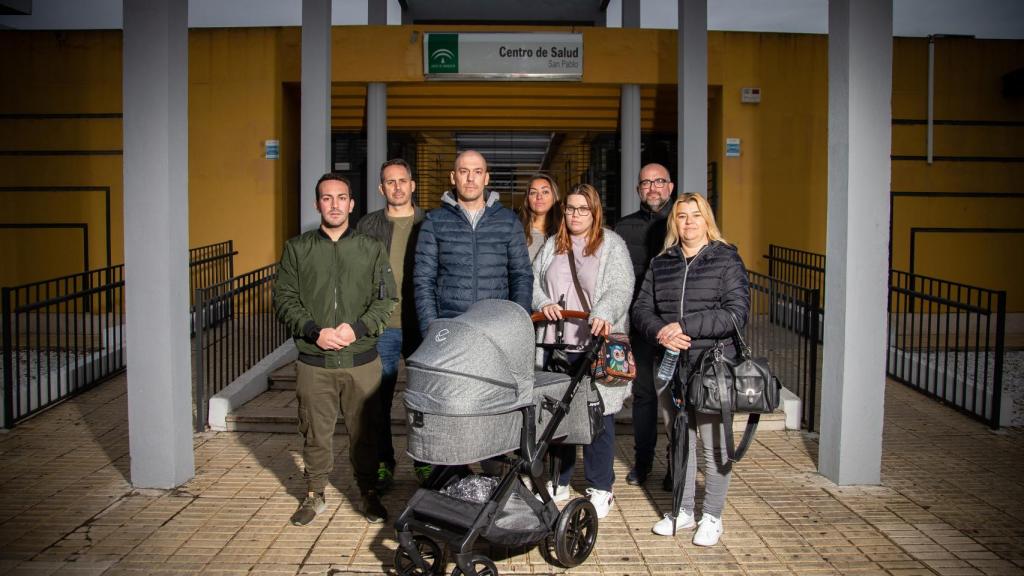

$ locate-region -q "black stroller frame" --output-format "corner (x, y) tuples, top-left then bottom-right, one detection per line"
(394, 311), (603, 576)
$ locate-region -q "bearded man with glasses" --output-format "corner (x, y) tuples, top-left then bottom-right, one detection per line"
(613, 163), (675, 491)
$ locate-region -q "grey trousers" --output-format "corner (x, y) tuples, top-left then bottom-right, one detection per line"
(679, 410), (732, 518)
(295, 358), (382, 494)
(659, 388), (732, 518)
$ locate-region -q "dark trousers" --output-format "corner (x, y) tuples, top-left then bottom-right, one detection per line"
(296, 359), (382, 494)
(553, 413), (616, 491)
(629, 332), (660, 467)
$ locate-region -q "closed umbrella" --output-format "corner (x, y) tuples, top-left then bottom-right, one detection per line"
(668, 398), (689, 536)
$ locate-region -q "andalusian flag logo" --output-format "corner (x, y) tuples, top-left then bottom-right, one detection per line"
(427, 34), (458, 74)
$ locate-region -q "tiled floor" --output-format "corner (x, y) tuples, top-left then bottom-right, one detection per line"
(0, 374), (1022, 575)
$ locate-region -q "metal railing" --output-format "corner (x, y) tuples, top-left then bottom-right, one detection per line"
(888, 270), (1006, 428)
(763, 244), (1008, 429)
(192, 263), (288, 431)
(746, 271), (822, 431)
(2, 266), (126, 428)
(189, 240), (236, 307)
(2, 241), (238, 428)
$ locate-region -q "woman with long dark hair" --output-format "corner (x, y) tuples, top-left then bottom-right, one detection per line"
(518, 173), (562, 262)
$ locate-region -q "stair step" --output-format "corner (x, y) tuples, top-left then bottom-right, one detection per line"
(226, 388), (787, 434)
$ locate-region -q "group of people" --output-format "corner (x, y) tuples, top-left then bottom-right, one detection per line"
(271, 150), (750, 548)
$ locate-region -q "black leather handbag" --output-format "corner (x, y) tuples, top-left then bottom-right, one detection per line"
(686, 315), (781, 463)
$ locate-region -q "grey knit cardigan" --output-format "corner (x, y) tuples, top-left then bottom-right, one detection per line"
(531, 228), (635, 415)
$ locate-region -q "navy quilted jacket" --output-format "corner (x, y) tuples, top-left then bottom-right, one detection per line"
(413, 190), (533, 335)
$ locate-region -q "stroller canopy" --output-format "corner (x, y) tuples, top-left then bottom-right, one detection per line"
(406, 299), (536, 416)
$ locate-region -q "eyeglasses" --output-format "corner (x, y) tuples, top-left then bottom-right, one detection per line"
(638, 178), (670, 189)
(564, 206), (592, 216)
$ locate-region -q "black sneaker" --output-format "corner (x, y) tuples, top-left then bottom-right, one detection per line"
(360, 490), (388, 524)
(626, 464), (651, 486)
(290, 492), (326, 526)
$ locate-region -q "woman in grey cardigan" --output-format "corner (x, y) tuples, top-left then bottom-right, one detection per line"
(531, 183), (634, 519)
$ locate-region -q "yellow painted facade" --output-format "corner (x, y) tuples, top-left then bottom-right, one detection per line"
(1, 27), (1020, 309)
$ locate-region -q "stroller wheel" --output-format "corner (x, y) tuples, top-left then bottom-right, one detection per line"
(450, 555), (498, 576)
(551, 497), (599, 568)
(394, 535), (445, 576)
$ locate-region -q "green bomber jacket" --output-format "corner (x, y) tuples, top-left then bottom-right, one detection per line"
(272, 227), (397, 368)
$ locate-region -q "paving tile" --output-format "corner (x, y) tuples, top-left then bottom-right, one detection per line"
(4, 375), (1024, 576)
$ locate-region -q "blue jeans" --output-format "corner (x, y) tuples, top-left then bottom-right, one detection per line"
(376, 328), (403, 467)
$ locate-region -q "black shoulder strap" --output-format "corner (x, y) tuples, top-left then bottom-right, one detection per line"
(566, 246), (591, 314)
(713, 361), (760, 464)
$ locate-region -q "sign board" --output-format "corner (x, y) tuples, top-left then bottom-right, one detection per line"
(726, 138), (741, 157)
(264, 139), (279, 160)
(741, 87), (761, 103)
(424, 32), (583, 80)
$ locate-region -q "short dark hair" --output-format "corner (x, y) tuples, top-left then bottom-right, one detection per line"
(380, 158), (413, 184)
(315, 173), (351, 200)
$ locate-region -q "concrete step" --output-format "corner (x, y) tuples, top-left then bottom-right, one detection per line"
(225, 386), (787, 434)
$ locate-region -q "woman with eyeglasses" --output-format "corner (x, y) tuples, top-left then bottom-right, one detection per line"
(632, 192), (750, 546)
(518, 173), (563, 263)
(531, 183), (634, 519)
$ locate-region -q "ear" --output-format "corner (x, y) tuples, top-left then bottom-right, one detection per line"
(410, 180), (416, 194)
(378, 183), (386, 197)
(449, 171), (456, 186)
(482, 171), (490, 187)
(667, 181), (675, 195)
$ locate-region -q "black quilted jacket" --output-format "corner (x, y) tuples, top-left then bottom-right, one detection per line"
(631, 240), (750, 361)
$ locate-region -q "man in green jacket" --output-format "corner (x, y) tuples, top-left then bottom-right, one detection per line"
(273, 173), (397, 526)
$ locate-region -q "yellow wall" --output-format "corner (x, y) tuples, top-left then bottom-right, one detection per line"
(3, 27), (1021, 311)
(188, 27), (301, 274)
(0, 28), (302, 285)
(890, 37), (1024, 311)
(0, 31), (123, 287)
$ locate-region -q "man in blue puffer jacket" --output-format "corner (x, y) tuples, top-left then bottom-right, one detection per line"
(413, 150), (533, 336)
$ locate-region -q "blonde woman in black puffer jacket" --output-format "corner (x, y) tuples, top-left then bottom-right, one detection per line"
(631, 192), (750, 547)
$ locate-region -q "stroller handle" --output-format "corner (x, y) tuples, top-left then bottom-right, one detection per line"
(529, 310), (589, 323)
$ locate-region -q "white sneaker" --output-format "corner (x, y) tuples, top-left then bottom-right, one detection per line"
(546, 481), (570, 503)
(652, 509), (696, 536)
(693, 514), (723, 546)
(585, 488), (613, 519)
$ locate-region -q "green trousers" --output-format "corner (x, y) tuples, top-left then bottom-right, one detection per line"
(295, 358), (382, 494)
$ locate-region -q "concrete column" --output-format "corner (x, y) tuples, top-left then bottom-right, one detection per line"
(678, 0), (708, 195)
(619, 0), (641, 217)
(365, 0), (388, 213)
(818, 0), (893, 485)
(301, 0), (331, 232)
(366, 84), (387, 213)
(620, 85), (642, 216)
(122, 0), (194, 488)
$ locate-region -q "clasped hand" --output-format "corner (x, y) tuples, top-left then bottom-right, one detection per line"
(315, 323), (357, 350)
(656, 321), (691, 351)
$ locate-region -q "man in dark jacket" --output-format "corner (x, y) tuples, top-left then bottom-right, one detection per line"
(273, 173), (397, 526)
(413, 150), (533, 334)
(356, 158), (430, 490)
(613, 162), (675, 489)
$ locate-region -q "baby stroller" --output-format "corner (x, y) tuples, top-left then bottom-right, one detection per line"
(394, 299), (603, 576)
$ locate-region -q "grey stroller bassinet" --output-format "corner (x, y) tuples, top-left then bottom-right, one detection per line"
(404, 299), (538, 465)
(395, 302), (604, 576)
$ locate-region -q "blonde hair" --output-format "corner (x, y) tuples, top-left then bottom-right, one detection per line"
(662, 193), (726, 253)
(555, 183), (605, 257)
